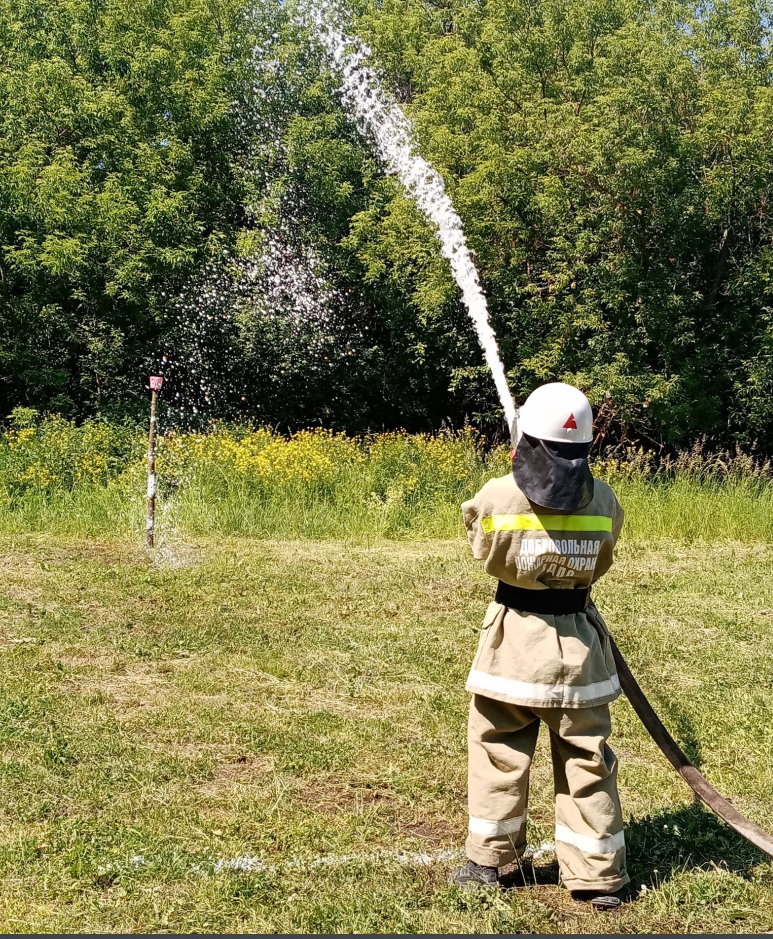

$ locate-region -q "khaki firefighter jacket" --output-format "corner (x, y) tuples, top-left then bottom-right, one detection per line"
(462, 472), (624, 709)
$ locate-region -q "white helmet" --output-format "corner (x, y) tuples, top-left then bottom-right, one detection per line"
(515, 382), (593, 444)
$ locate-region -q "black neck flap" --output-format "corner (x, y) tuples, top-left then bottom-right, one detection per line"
(512, 432), (594, 511)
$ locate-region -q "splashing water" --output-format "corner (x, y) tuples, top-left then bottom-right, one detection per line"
(303, 4), (518, 431)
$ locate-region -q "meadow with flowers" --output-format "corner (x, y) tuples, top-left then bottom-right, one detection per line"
(4, 407), (773, 544)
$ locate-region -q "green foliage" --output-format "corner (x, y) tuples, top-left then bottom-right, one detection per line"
(344, 0), (773, 447)
(0, 0), (281, 417)
(3, 0), (773, 449)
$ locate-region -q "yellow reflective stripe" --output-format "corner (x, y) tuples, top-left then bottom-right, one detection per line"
(481, 514), (613, 534)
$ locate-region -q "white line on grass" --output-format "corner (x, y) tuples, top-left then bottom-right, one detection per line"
(215, 848), (463, 874)
(214, 842), (557, 875)
(101, 842), (557, 878)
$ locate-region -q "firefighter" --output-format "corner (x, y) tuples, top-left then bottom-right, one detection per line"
(452, 382), (629, 911)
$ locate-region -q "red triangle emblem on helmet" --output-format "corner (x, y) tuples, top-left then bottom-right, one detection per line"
(563, 413), (578, 430)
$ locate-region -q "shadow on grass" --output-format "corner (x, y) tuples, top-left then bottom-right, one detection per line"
(625, 801), (768, 888)
(651, 694), (704, 768)
(499, 803), (768, 892)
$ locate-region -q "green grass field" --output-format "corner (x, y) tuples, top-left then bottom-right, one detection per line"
(2, 418), (773, 932)
(0, 528), (772, 934)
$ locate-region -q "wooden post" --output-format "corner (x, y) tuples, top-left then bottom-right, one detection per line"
(147, 376), (163, 547)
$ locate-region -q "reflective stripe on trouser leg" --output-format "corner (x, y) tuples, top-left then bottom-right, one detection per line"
(540, 704), (629, 892)
(466, 695), (540, 868)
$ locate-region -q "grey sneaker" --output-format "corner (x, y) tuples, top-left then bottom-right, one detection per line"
(451, 859), (498, 889)
(571, 886), (630, 911)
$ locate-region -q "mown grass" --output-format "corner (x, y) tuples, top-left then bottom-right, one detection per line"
(0, 534), (771, 933)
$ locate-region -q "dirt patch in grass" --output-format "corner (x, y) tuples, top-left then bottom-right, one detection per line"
(402, 819), (458, 843)
(195, 756), (275, 799)
(73, 665), (181, 718)
(56, 651), (115, 668)
(298, 778), (401, 815)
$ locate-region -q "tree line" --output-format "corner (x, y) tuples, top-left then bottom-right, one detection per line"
(2, 0), (773, 450)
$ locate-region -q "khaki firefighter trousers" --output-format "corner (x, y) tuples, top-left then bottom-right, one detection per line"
(466, 694), (629, 893)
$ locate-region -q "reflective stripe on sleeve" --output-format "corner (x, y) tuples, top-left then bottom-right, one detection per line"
(555, 825), (625, 855)
(467, 670), (621, 705)
(480, 514), (613, 534)
(469, 814), (526, 837)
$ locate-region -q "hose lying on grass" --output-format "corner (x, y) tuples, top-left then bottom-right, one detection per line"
(611, 639), (773, 859)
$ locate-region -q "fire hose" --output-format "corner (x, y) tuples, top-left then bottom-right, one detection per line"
(611, 638), (773, 859)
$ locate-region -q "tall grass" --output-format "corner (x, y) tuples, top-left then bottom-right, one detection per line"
(595, 445), (773, 543)
(2, 408), (773, 543)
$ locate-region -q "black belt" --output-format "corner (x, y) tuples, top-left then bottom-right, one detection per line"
(495, 581), (590, 615)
